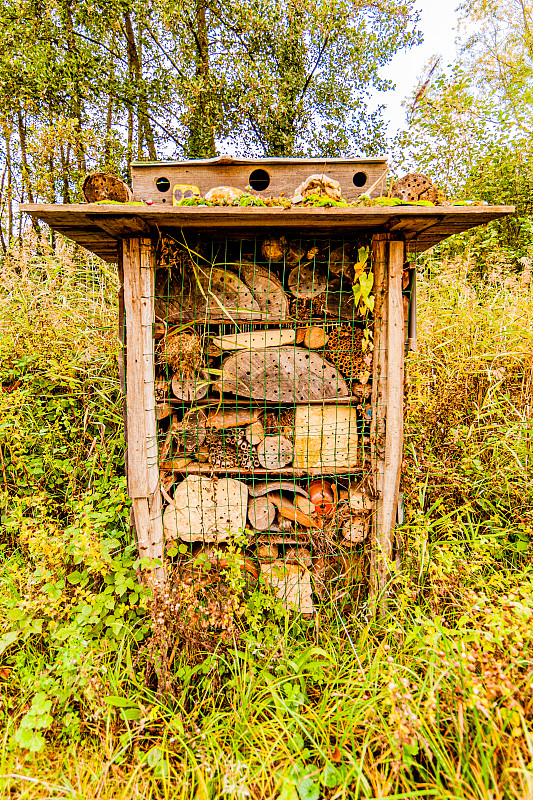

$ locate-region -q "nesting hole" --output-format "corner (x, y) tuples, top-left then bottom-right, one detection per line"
(353, 171), (367, 188)
(156, 177), (171, 192)
(249, 169), (270, 191)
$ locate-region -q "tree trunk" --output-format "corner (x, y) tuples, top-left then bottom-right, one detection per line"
(124, 11), (157, 160)
(263, 4), (305, 156)
(6, 124), (12, 247)
(17, 108), (41, 237)
(127, 105), (134, 183)
(185, 0), (216, 158)
(104, 95), (114, 168)
(61, 0), (87, 174)
(60, 144), (71, 204)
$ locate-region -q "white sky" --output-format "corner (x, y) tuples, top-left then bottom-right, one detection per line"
(376, 0), (463, 137)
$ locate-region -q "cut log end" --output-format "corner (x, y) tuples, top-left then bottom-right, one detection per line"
(257, 435), (294, 470)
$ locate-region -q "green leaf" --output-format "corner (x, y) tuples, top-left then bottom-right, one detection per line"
(14, 728), (45, 753)
(142, 747), (169, 779)
(67, 570), (82, 584)
(121, 707), (141, 721)
(358, 271), (374, 299)
(7, 608), (26, 621)
(357, 246), (369, 266)
(30, 692), (52, 716)
(297, 776), (320, 800)
(321, 764), (342, 788)
(288, 734), (305, 753)
(364, 295), (375, 312)
(278, 778), (299, 800)
(104, 695), (136, 708)
(0, 630), (19, 656)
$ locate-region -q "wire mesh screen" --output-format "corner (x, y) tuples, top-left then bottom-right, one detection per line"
(150, 231), (405, 618)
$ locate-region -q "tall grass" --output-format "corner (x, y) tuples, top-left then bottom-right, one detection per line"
(0, 242), (532, 799)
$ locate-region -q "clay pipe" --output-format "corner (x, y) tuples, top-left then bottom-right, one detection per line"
(308, 479), (335, 516)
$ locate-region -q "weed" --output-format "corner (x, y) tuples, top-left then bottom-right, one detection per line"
(0, 240), (532, 798)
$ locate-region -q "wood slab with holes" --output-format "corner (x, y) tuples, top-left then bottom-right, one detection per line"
(131, 157), (388, 203)
(163, 476), (248, 542)
(216, 346), (349, 402)
(155, 266), (262, 324)
(240, 263), (289, 320)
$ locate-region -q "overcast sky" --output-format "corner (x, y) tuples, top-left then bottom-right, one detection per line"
(376, 0), (463, 137)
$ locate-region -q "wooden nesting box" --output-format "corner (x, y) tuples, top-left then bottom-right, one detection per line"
(131, 156), (389, 204)
(22, 159), (513, 614)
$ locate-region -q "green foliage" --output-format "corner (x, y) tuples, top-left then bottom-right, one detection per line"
(0, 240), (532, 799)
(395, 2), (533, 270)
(0, 0), (422, 243)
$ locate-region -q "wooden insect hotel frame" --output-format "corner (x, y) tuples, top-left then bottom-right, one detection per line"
(23, 157), (513, 615)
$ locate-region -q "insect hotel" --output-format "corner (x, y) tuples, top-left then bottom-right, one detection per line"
(22, 158), (512, 615)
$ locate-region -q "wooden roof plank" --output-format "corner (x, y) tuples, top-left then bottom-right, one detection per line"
(21, 203), (514, 263)
(87, 214), (152, 238)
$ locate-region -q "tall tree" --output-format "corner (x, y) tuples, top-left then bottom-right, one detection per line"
(395, 0), (533, 265)
(0, 0), (421, 240)
(214, 0), (422, 156)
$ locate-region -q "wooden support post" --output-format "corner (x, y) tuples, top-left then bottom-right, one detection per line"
(370, 233), (388, 485)
(408, 269), (417, 352)
(370, 235), (405, 615)
(122, 237), (165, 587)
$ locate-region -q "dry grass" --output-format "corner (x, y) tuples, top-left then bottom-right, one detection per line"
(1, 244), (533, 799)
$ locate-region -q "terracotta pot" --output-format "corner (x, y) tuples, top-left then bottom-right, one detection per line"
(308, 479), (335, 515)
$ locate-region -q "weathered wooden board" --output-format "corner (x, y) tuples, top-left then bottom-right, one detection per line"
(212, 329), (295, 350)
(21, 204), (515, 265)
(122, 237), (165, 585)
(370, 236), (405, 617)
(131, 157), (388, 203)
(293, 405), (358, 470)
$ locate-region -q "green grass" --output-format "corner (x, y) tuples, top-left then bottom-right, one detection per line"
(0, 240), (532, 798)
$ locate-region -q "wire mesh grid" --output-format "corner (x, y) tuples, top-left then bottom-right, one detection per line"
(143, 231), (411, 618)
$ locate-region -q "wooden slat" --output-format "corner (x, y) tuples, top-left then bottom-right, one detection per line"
(408, 270), (417, 352)
(140, 241), (165, 577)
(370, 234), (388, 613)
(123, 239), (148, 498)
(122, 237), (165, 585)
(164, 465), (365, 477)
(372, 238), (405, 616)
(21, 203), (515, 230)
(87, 214), (152, 238)
(389, 215), (445, 236)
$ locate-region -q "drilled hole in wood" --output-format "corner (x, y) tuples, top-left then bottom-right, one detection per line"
(353, 171), (367, 188)
(156, 177), (171, 192)
(249, 169), (270, 191)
